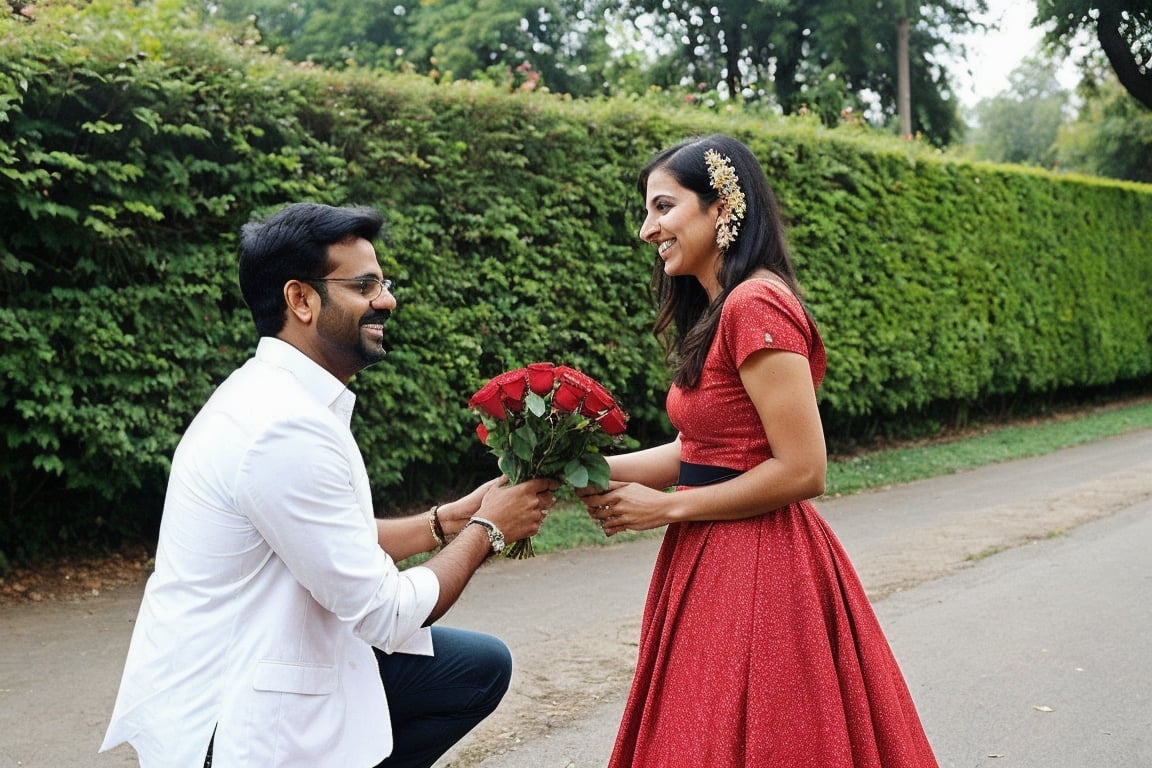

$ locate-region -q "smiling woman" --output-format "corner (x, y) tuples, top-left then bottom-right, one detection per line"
(581, 135), (940, 767)
(639, 166), (727, 295)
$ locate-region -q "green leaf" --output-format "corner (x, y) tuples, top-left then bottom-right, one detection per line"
(563, 459), (589, 489)
(497, 453), (519, 481)
(583, 455), (611, 492)
(525, 391), (546, 417)
(80, 120), (123, 135)
(511, 423), (537, 461)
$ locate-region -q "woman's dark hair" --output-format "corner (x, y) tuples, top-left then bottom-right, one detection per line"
(238, 202), (384, 337)
(639, 134), (802, 388)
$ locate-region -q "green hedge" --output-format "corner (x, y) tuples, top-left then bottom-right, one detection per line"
(2, 1), (1150, 563)
(772, 140), (1152, 422)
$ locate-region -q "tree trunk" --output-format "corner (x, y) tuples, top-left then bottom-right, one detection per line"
(726, 21), (743, 100)
(897, 15), (911, 137)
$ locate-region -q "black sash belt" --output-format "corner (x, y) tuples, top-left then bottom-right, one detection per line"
(678, 462), (744, 487)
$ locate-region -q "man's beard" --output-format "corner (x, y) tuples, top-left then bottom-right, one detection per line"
(356, 310), (392, 365)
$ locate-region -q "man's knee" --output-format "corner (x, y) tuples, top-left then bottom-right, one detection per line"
(461, 631), (512, 708)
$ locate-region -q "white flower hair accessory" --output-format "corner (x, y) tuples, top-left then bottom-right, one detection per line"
(704, 148), (747, 250)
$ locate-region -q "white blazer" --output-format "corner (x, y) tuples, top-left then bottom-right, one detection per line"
(101, 338), (439, 767)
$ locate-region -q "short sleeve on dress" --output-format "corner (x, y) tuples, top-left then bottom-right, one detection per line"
(719, 280), (814, 370)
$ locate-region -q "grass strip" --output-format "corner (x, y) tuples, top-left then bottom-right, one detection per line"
(824, 398), (1152, 497)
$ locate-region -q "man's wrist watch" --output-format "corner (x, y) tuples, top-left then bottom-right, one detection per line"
(466, 516), (505, 556)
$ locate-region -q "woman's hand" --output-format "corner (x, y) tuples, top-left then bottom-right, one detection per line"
(580, 480), (672, 537)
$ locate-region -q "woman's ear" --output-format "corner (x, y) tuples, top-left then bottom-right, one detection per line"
(715, 200), (731, 226)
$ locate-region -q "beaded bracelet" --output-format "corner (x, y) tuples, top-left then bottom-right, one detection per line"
(428, 504), (447, 548)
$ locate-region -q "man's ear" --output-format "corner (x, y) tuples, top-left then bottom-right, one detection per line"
(284, 280), (315, 325)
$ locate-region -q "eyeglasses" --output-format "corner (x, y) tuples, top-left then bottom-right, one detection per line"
(306, 277), (393, 301)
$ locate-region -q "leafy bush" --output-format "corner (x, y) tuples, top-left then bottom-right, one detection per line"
(2, 0), (1150, 563)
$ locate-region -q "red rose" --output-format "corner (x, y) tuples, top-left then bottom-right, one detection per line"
(526, 362), (556, 395)
(597, 407), (628, 436)
(553, 373), (587, 413)
(493, 368), (528, 412)
(469, 363), (629, 558)
(468, 380), (505, 419)
(554, 365), (597, 392)
(580, 382), (615, 416)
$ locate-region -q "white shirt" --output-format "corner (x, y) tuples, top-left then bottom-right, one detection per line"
(101, 337), (439, 767)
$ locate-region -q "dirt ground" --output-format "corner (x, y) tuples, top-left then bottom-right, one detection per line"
(0, 547), (153, 606)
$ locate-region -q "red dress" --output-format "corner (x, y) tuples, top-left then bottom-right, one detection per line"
(608, 280), (938, 768)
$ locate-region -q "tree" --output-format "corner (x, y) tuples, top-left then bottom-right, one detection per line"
(401, 0), (615, 95)
(209, 0), (624, 96)
(1056, 62), (1152, 181)
(209, 0), (411, 68)
(615, 0), (983, 145)
(969, 55), (1070, 167)
(208, 0), (994, 142)
(1037, 1), (1152, 110)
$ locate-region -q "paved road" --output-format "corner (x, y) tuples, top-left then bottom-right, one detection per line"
(463, 488), (1152, 768)
(2, 429), (1151, 768)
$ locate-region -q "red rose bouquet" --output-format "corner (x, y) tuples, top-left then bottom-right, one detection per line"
(468, 362), (630, 558)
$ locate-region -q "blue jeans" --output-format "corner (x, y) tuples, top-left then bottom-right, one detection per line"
(372, 626), (513, 768)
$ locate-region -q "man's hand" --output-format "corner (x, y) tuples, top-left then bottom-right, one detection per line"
(419, 476), (559, 625)
(473, 477), (558, 545)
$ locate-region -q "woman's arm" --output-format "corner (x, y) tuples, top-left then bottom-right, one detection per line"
(585, 348), (826, 534)
(604, 437), (682, 489)
(678, 346), (827, 518)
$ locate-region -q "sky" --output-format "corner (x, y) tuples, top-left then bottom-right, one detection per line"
(948, 0), (1080, 108)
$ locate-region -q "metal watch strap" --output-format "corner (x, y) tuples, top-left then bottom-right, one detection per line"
(467, 516), (505, 555)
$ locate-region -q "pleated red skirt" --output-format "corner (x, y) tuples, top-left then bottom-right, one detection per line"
(608, 501), (938, 768)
